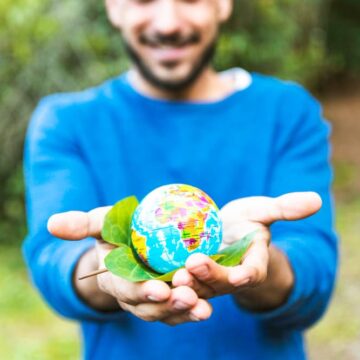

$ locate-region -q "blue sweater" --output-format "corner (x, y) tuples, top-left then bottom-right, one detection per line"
(23, 71), (338, 360)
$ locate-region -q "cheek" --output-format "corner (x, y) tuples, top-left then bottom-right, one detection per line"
(200, 22), (218, 45)
(184, 10), (219, 45)
(120, 6), (150, 41)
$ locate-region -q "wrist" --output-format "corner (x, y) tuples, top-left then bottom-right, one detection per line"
(233, 245), (294, 312)
(73, 247), (120, 312)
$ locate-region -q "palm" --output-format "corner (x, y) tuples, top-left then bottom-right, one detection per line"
(172, 192), (322, 299)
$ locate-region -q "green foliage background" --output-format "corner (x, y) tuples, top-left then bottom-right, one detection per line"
(1, 0), (359, 246)
(0, 1), (359, 358)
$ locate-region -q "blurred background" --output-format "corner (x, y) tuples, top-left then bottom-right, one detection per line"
(0, 0), (359, 358)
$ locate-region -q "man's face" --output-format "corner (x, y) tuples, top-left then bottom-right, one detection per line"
(106, 0), (232, 91)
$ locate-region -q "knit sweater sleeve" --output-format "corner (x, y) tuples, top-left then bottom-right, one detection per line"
(22, 96), (124, 322)
(251, 86), (338, 330)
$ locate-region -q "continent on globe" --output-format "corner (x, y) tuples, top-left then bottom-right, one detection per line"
(131, 184), (222, 273)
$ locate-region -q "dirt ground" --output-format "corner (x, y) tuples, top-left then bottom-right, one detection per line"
(320, 78), (360, 197)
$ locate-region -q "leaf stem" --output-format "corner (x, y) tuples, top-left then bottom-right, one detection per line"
(78, 268), (108, 280)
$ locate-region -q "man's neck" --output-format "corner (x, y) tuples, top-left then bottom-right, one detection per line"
(128, 67), (235, 102)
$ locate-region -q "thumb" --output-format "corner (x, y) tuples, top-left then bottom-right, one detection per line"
(273, 192), (322, 222)
(47, 206), (111, 240)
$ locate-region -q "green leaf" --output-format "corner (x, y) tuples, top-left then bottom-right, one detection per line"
(156, 269), (179, 282)
(105, 249), (227, 283)
(216, 231), (256, 267)
(210, 254), (225, 262)
(105, 244), (188, 283)
(105, 244), (161, 282)
(104, 232), (256, 283)
(101, 196), (139, 246)
(157, 255), (226, 280)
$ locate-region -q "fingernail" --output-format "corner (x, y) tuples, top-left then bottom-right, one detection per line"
(147, 295), (160, 302)
(173, 301), (189, 310)
(189, 314), (201, 322)
(193, 265), (208, 278)
(231, 277), (251, 287)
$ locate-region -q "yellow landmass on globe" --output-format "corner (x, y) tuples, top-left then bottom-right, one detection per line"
(179, 211), (209, 251)
(131, 230), (147, 263)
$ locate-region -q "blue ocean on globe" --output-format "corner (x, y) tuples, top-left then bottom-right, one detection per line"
(130, 184), (222, 273)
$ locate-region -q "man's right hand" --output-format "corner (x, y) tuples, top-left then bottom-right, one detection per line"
(47, 207), (212, 325)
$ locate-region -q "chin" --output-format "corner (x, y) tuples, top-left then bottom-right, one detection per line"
(151, 65), (196, 87)
(155, 63), (192, 79)
(124, 38), (215, 92)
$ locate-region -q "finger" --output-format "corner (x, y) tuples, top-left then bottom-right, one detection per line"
(162, 299), (213, 326)
(122, 286), (199, 322)
(220, 192), (322, 226)
(47, 206), (111, 240)
(97, 272), (171, 306)
(185, 253), (231, 294)
(227, 234), (269, 287)
(172, 268), (216, 299)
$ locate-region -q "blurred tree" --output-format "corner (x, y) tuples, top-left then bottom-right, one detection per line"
(325, 0), (360, 77)
(0, 0), (126, 243)
(0, 0), (127, 243)
(0, 0), (359, 244)
(0, 0), (126, 189)
(216, 0), (329, 86)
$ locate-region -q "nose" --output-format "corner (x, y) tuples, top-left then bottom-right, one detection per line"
(152, 0), (182, 35)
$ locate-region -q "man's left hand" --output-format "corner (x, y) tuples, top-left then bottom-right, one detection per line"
(172, 192), (322, 310)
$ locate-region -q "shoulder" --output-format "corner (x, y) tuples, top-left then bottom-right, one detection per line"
(35, 74), (124, 119)
(28, 74), (126, 135)
(249, 73), (323, 129)
(250, 73), (318, 108)
(242, 73), (330, 152)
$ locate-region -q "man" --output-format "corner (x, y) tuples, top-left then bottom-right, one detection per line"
(23, 0), (337, 359)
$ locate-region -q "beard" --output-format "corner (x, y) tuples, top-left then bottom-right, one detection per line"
(122, 35), (217, 92)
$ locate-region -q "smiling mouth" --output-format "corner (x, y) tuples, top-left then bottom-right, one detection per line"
(137, 32), (201, 65)
(139, 32), (200, 48)
(146, 44), (194, 65)
(144, 42), (193, 55)
(156, 44), (186, 49)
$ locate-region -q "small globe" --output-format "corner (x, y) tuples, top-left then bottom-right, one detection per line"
(130, 184), (222, 273)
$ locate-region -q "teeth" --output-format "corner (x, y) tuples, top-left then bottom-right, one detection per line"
(156, 44), (185, 49)
(159, 45), (177, 49)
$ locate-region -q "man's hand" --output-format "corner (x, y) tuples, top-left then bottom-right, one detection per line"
(172, 192), (322, 311)
(47, 208), (212, 325)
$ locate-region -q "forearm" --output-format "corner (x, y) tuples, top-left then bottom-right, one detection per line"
(233, 244), (294, 312)
(74, 247), (120, 312)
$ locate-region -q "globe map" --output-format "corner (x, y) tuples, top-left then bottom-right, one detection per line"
(131, 184), (222, 273)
